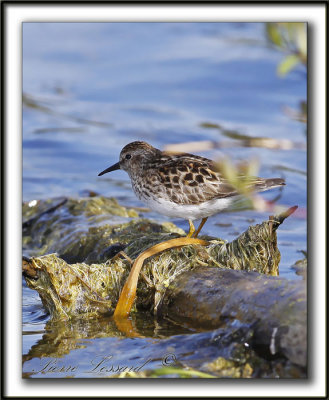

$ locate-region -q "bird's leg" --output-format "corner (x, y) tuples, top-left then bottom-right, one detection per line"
(193, 217), (208, 238)
(186, 219), (195, 237)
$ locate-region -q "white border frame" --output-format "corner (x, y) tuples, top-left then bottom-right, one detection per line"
(3, 3), (326, 398)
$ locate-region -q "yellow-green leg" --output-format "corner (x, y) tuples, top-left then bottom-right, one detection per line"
(193, 217), (208, 238)
(186, 219), (195, 237)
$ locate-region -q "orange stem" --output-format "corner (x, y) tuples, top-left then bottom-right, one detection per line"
(113, 237), (209, 319)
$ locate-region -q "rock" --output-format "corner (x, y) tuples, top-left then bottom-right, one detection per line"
(158, 266), (307, 367)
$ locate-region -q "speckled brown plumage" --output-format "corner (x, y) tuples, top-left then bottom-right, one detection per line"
(98, 141), (285, 237)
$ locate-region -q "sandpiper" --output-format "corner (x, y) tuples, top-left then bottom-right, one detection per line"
(98, 141), (285, 237)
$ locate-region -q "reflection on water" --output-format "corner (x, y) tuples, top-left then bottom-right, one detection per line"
(23, 311), (306, 378)
(23, 22), (307, 377)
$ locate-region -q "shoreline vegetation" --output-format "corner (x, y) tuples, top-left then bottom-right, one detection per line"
(23, 195), (306, 378)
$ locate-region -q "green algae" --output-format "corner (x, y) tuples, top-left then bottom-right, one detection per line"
(209, 218), (280, 275)
(23, 197), (295, 320)
(24, 254), (126, 321)
(23, 195), (184, 264)
(22, 196), (306, 377)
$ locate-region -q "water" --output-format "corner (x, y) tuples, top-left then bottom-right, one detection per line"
(22, 22), (307, 377)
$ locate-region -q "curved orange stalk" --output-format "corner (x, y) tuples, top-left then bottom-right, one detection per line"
(113, 315), (142, 338)
(113, 237), (209, 319)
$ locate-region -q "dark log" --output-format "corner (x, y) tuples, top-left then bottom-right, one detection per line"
(158, 266), (306, 367)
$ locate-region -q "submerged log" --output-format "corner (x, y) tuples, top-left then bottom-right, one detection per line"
(158, 266), (306, 367)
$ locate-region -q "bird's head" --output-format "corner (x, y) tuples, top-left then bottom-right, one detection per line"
(98, 141), (159, 177)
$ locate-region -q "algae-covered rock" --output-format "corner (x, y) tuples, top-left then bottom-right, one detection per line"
(23, 200), (297, 320)
(24, 254), (127, 320)
(209, 219), (280, 275)
(22, 196), (306, 375)
(23, 196), (184, 263)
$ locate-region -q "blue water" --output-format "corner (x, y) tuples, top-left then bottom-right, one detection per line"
(22, 22), (307, 376)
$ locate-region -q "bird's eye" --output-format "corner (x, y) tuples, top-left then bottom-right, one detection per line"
(125, 154), (131, 160)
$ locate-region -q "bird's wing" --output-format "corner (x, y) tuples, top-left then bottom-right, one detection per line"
(149, 154), (239, 205)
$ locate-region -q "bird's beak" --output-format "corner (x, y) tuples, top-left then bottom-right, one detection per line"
(98, 162), (120, 176)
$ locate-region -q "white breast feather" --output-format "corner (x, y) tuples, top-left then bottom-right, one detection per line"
(139, 194), (233, 221)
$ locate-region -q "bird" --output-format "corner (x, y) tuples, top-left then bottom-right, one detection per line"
(98, 141), (285, 238)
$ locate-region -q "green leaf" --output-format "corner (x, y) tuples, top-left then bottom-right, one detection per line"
(221, 129), (251, 141)
(246, 158), (260, 177)
(151, 367), (215, 378)
(200, 122), (222, 130)
(277, 54), (300, 76)
(266, 23), (282, 47)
